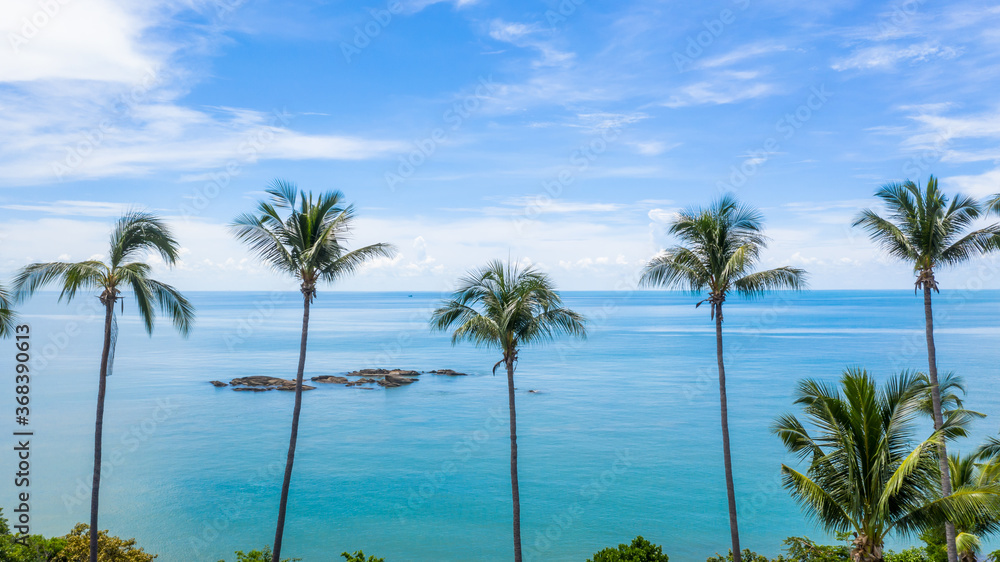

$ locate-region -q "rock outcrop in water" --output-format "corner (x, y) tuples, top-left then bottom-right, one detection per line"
(229, 376), (316, 391)
(217, 369), (469, 392)
(312, 375), (349, 384)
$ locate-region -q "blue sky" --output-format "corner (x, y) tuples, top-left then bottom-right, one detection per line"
(2, 0), (1000, 291)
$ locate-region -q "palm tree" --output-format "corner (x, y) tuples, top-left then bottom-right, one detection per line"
(430, 260), (586, 562)
(853, 176), (1000, 562)
(231, 180), (397, 562)
(0, 282), (14, 337)
(13, 211), (194, 562)
(773, 368), (997, 562)
(945, 453), (1000, 562)
(638, 195), (806, 562)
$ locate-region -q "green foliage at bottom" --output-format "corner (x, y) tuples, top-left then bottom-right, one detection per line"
(340, 550), (384, 562)
(588, 536), (669, 562)
(217, 546), (300, 562)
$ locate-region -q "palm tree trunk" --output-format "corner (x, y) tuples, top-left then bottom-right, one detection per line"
(506, 356), (522, 562)
(90, 299), (115, 562)
(271, 292), (311, 562)
(716, 305), (742, 562)
(923, 284), (958, 562)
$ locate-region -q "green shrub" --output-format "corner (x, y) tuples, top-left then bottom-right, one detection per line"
(781, 536), (849, 562)
(340, 551), (383, 562)
(55, 523), (155, 561)
(706, 549), (777, 562)
(216, 546), (299, 562)
(884, 547), (931, 562)
(588, 536), (669, 562)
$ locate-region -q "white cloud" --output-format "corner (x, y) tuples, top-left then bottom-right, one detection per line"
(663, 72), (776, 108)
(0, 200), (129, 217)
(832, 42), (959, 71)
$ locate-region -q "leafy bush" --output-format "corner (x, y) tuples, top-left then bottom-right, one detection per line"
(340, 551), (383, 562)
(55, 523), (155, 562)
(781, 536), (849, 562)
(884, 548), (931, 562)
(706, 549), (775, 562)
(588, 536), (669, 562)
(0, 508), (65, 562)
(216, 546), (300, 562)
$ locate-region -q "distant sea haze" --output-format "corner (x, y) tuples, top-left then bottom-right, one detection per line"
(9, 291), (1000, 561)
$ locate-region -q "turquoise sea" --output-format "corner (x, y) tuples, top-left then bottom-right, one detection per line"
(4, 290), (1000, 561)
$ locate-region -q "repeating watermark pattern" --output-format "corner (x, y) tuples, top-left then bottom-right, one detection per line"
(341, 1), (404, 63)
(716, 84), (832, 193)
(523, 449), (634, 561)
(876, 0), (927, 38)
(512, 118), (635, 235)
(223, 291), (289, 351)
(50, 67), (162, 180)
(61, 397), (181, 514)
(673, 0), (752, 72)
(384, 76), (497, 191)
(393, 407), (508, 523)
(544, 0), (588, 26)
(178, 108), (293, 219)
(7, 0), (73, 54)
(188, 460), (284, 558)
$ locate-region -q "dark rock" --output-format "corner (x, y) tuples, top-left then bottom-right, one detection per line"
(377, 373), (418, 388)
(312, 376), (349, 384)
(233, 387), (271, 392)
(209, 380), (228, 387)
(430, 369), (468, 376)
(348, 368), (421, 377)
(230, 376), (314, 391)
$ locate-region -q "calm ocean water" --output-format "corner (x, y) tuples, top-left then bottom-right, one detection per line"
(4, 290), (1000, 561)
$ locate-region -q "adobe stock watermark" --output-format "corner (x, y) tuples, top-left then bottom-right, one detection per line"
(393, 407), (508, 523)
(51, 67), (161, 180)
(877, 0), (927, 38)
(341, 1), (404, 63)
(223, 291), (288, 351)
(512, 118), (633, 234)
(7, 0), (73, 54)
(673, 0), (751, 72)
(62, 397), (181, 514)
(178, 108), (292, 219)
(188, 461), (284, 558)
(384, 75), (497, 191)
(545, 0), (587, 26)
(523, 449), (634, 561)
(716, 84), (832, 193)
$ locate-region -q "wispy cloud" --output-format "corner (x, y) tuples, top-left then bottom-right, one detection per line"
(832, 42), (960, 71)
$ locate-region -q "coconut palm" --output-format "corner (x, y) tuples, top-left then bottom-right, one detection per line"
(853, 176), (1000, 561)
(430, 260), (586, 562)
(231, 180), (397, 562)
(639, 194), (806, 562)
(13, 211), (194, 562)
(773, 368), (998, 562)
(0, 282), (14, 337)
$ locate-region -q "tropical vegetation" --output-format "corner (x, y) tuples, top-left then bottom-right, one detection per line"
(773, 368), (1000, 562)
(588, 536), (669, 561)
(854, 177), (1000, 562)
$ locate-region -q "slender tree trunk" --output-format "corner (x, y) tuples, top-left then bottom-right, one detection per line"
(506, 356), (522, 562)
(923, 284), (958, 562)
(716, 305), (742, 562)
(271, 292), (311, 562)
(90, 299), (115, 562)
